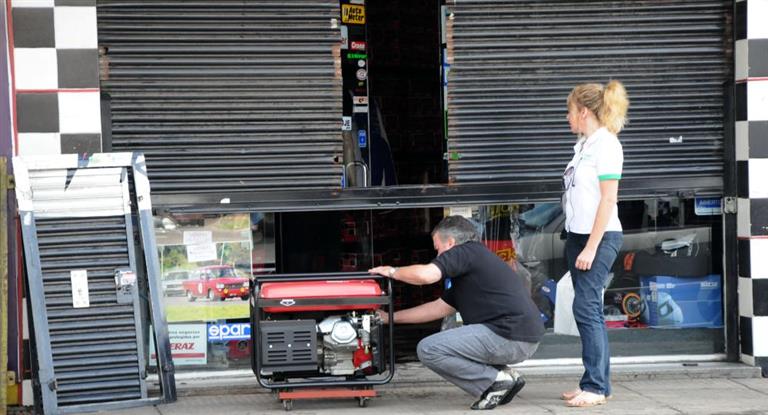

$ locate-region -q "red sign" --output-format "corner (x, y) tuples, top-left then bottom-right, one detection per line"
(351, 41), (367, 51)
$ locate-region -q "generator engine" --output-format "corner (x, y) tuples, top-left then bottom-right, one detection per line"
(318, 313), (377, 375)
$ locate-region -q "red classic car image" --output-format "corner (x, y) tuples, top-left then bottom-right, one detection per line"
(182, 265), (250, 302)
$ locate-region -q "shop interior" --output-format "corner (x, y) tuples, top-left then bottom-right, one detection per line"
(360, 0), (445, 186)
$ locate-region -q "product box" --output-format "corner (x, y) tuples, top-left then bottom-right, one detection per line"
(639, 274), (723, 328)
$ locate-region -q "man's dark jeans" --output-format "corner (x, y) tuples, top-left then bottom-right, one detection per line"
(566, 231), (623, 396)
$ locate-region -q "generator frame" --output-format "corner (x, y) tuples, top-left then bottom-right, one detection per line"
(251, 272), (395, 410)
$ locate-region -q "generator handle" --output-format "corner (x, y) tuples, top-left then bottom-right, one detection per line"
(254, 272), (382, 284)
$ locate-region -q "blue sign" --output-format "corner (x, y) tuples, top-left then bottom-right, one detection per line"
(208, 323), (251, 341)
(694, 197), (722, 216)
(358, 129), (367, 148)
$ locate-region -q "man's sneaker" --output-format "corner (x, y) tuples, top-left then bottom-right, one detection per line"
(470, 377), (524, 410)
(498, 376), (525, 406)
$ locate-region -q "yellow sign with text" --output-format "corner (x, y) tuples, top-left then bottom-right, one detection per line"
(342, 4), (366, 24)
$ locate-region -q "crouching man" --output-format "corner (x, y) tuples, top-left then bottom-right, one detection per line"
(369, 215), (544, 410)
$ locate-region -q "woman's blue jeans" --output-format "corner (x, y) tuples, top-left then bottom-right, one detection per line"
(566, 231), (623, 396)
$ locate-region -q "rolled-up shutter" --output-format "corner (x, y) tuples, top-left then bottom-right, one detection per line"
(97, 1), (343, 194)
(446, 0), (731, 196)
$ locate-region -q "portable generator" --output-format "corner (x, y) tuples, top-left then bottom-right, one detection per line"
(251, 273), (395, 411)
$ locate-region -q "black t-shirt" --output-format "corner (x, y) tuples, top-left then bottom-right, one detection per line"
(432, 241), (545, 343)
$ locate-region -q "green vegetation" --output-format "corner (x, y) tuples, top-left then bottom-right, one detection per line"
(165, 302), (249, 323)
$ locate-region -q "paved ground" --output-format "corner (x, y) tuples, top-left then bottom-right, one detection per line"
(71, 362), (767, 415)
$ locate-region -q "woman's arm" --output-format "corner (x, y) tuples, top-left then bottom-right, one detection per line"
(575, 179), (619, 271)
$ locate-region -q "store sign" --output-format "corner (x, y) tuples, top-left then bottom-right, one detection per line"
(694, 197), (722, 216)
(347, 52), (368, 60)
(150, 324), (207, 366)
(358, 130), (367, 148)
(342, 116), (352, 131)
(351, 41), (367, 51)
(342, 4), (366, 24)
(208, 323), (251, 341)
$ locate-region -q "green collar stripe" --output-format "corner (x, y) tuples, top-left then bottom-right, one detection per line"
(598, 174), (622, 181)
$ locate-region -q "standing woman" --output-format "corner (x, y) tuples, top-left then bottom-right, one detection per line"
(561, 81), (628, 408)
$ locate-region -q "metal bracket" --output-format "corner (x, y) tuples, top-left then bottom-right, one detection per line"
(724, 197), (737, 214)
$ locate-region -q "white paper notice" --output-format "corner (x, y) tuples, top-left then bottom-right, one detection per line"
(70, 269), (90, 308)
(183, 230), (213, 245)
(448, 206), (473, 218)
(186, 243), (217, 263)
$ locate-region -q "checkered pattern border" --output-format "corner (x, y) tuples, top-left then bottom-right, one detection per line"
(735, 0), (768, 375)
(10, 0), (102, 157)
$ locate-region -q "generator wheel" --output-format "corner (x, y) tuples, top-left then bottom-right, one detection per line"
(358, 397), (369, 407)
(282, 399), (293, 411)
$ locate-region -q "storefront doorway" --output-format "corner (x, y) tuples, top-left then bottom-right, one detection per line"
(96, 0), (733, 372)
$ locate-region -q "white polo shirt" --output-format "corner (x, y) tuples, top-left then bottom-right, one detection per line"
(563, 127), (623, 234)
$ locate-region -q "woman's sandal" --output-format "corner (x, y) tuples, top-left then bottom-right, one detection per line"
(560, 388), (582, 401)
(562, 388), (613, 401)
(566, 391), (607, 408)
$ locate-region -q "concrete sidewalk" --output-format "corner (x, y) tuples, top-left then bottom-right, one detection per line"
(95, 362), (768, 414)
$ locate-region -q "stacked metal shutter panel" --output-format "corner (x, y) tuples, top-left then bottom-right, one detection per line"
(15, 154), (175, 414)
(446, 0), (731, 195)
(98, 1), (343, 194)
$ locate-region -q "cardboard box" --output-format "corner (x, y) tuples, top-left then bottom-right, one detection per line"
(640, 274), (723, 328)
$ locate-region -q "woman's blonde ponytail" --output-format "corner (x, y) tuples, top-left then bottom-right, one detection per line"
(599, 80), (629, 134)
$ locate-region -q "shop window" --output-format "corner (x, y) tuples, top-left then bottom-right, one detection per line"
(153, 213), (268, 371)
(472, 198), (724, 358)
(152, 198), (724, 373)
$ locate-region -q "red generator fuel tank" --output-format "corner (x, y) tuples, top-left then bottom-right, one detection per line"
(259, 279), (383, 313)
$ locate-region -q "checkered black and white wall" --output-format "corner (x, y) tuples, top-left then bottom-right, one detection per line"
(7, 0), (102, 403)
(9, 0), (101, 157)
(735, 0), (768, 375)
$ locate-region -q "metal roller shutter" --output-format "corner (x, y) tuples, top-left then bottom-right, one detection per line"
(97, 1), (343, 194)
(446, 0), (731, 196)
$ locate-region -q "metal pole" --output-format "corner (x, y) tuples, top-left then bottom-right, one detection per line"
(1, 157), (9, 415)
